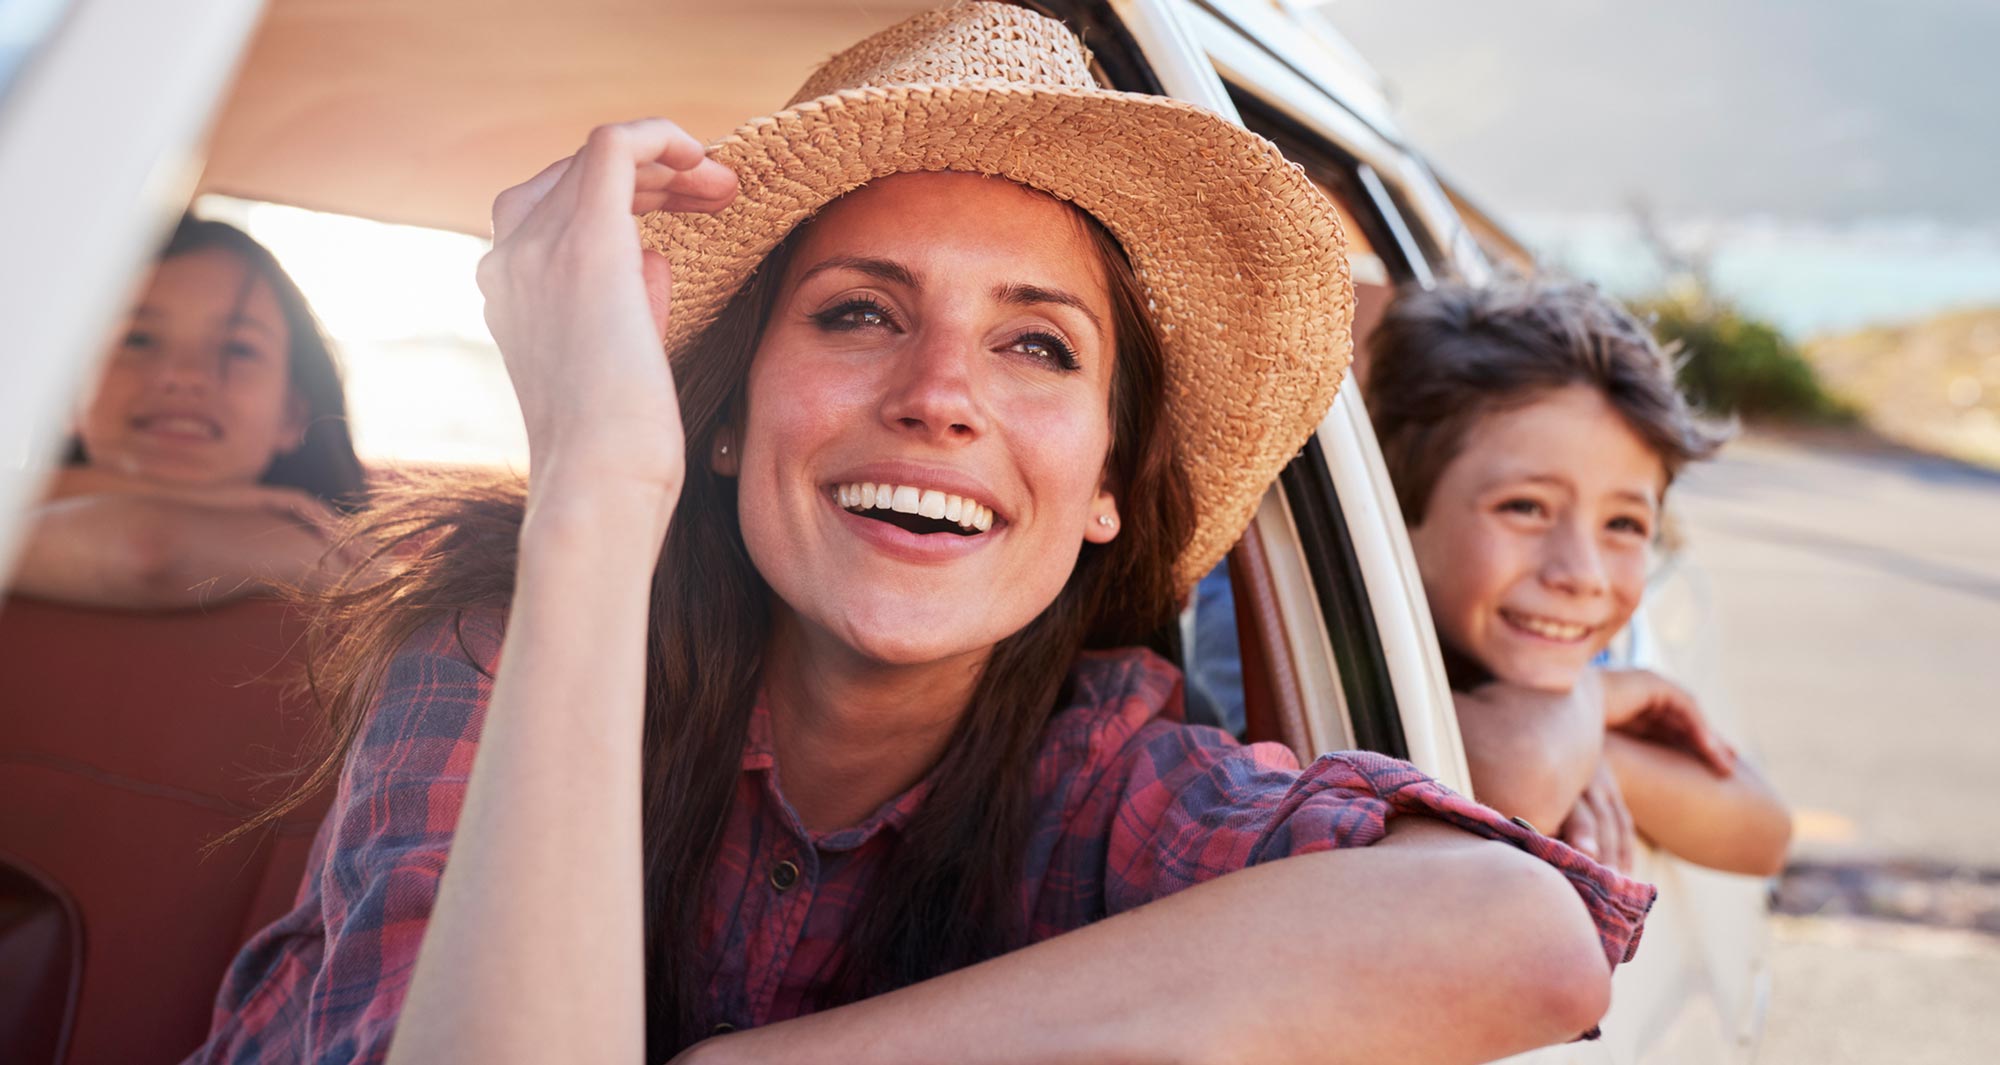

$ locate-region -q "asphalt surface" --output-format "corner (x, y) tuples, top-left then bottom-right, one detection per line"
(1671, 431), (2000, 1063)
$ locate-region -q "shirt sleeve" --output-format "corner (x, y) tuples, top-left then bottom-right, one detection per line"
(1054, 650), (1654, 973)
(188, 614), (500, 1065)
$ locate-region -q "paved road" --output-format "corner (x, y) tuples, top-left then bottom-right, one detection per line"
(1671, 432), (2000, 1062)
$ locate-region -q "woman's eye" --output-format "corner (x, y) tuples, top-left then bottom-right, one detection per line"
(811, 298), (899, 332)
(1008, 331), (1081, 372)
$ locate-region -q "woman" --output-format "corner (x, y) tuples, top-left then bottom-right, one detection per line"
(12, 215), (365, 608)
(193, 7), (1652, 1063)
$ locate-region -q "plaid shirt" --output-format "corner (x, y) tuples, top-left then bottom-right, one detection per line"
(188, 616), (1653, 1063)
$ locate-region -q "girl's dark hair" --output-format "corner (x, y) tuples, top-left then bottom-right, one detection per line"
(230, 190), (1195, 1057)
(67, 215), (368, 507)
(1364, 276), (1732, 526)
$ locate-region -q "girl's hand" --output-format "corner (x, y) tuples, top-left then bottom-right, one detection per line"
(475, 118), (737, 535)
(1600, 669), (1737, 777)
(1560, 760), (1636, 872)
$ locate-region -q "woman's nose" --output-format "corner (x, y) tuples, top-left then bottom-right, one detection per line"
(878, 329), (987, 442)
(1539, 520), (1609, 598)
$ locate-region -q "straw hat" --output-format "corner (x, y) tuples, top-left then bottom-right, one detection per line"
(640, 1), (1353, 596)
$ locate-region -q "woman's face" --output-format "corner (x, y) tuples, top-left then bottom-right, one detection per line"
(1407, 384), (1664, 691)
(76, 247), (305, 487)
(732, 172), (1123, 668)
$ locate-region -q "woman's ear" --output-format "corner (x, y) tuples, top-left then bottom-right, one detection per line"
(710, 429), (740, 477)
(1084, 486), (1120, 544)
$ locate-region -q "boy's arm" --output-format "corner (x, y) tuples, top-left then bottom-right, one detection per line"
(1452, 676), (1605, 833)
(1603, 732), (1792, 876)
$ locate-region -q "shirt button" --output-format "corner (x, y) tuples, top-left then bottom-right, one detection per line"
(711, 1022), (736, 1035)
(1509, 815), (1538, 834)
(769, 859), (800, 892)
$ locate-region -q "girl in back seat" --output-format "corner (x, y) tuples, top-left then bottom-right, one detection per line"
(9, 215), (367, 609)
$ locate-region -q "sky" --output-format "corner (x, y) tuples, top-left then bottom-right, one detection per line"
(1322, 0), (1997, 225)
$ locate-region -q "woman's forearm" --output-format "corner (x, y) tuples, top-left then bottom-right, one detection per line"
(1604, 733), (1792, 876)
(387, 489), (667, 1065)
(686, 818), (1611, 1065)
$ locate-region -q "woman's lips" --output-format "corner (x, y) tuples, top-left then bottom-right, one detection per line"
(827, 489), (1003, 563)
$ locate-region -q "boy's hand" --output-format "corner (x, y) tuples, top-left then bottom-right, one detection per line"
(1559, 761), (1635, 872)
(1600, 669), (1737, 777)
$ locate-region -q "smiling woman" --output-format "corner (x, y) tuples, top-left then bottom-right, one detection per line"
(187, 6), (1654, 1065)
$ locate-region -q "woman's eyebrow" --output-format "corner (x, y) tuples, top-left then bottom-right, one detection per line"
(796, 255), (920, 290)
(994, 282), (1102, 334)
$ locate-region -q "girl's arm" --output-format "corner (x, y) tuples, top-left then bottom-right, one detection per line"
(682, 817), (1613, 1065)
(1452, 676), (1604, 833)
(1604, 732), (1792, 876)
(9, 490), (341, 608)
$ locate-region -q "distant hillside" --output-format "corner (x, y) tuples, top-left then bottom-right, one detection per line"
(1806, 307), (2000, 468)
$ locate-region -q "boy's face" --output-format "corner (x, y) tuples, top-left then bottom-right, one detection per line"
(1408, 384), (1665, 692)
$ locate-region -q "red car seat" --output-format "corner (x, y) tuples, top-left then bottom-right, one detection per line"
(0, 596), (332, 1065)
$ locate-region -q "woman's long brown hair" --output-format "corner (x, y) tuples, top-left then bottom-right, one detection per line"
(236, 197), (1194, 1057)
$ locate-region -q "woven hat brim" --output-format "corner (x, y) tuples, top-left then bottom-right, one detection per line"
(640, 81), (1354, 596)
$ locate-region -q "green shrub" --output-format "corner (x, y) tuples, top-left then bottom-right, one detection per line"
(1633, 292), (1855, 422)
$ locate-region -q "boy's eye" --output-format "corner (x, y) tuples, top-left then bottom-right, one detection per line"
(1007, 330), (1081, 372)
(1608, 515), (1651, 538)
(811, 297), (899, 332)
(1497, 498), (1546, 519)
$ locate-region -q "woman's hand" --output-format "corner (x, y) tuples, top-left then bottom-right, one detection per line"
(475, 118), (736, 541)
(1560, 760), (1636, 872)
(1599, 669), (1737, 777)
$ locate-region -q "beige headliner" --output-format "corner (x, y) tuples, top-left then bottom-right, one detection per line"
(198, 0), (933, 235)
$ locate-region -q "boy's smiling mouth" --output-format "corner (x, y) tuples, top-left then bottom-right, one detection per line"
(835, 481), (995, 536)
(1498, 608), (1593, 644)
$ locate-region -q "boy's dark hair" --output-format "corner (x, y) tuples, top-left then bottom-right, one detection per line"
(1364, 277), (1731, 526)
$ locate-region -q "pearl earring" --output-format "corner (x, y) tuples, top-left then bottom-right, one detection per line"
(718, 443), (730, 455)
(1096, 514), (1115, 528)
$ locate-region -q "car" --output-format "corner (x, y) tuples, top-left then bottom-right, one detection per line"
(0, 2), (1772, 1062)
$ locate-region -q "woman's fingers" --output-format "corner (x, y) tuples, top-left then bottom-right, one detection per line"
(492, 155), (577, 244)
(574, 118), (733, 217)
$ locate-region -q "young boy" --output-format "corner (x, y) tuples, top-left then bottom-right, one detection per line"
(1366, 277), (1791, 876)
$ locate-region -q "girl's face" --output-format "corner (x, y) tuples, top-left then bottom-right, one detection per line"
(732, 172), (1123, 668)
(77, 247), (305, 487)
(1408, 384), (1665, 692)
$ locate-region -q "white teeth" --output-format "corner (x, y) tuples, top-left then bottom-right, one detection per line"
(833, 481), (1000, 534)
(1507, 611), (1588, 641)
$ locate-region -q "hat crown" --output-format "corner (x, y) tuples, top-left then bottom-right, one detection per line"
(787, 2), (1100, 107)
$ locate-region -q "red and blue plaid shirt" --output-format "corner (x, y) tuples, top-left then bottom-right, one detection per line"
(187, 616), (1653, 1063)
